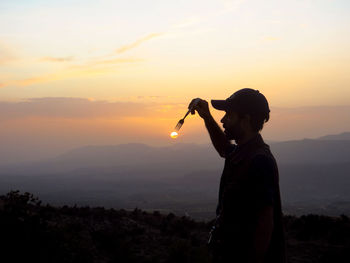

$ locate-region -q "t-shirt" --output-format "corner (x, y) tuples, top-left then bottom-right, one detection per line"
(215, 134), (286, 263)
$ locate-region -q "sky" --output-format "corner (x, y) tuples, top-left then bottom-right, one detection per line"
(1, 0), (350, 160)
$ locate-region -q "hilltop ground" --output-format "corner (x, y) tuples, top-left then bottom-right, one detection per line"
(0, 191), (349, 263)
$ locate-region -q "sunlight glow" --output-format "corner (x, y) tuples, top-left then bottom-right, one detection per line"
(170, 131), (178, 139)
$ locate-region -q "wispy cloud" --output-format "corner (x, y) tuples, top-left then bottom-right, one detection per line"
(40, 56), (74, 62)
(0, 97), (184, 120)
(0, 98), (148, 119)
(88, 57), (143, 65)
(1, 56), (141, 88)
(14, 75), (59, 87)
(68, 57), (142, 70)
(116, 33), (163, 54)
(1, 30), (161, 88)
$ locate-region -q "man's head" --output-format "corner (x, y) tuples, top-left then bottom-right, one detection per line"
(211, 88), (270, 140)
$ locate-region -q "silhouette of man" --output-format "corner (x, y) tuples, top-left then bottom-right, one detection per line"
(189, 89), (286, 263)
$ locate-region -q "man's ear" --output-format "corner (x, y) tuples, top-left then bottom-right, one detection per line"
(243, 113), (251, 122)
(242, 114), (252, 128)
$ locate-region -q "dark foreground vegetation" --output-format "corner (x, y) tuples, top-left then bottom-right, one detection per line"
(0, 191), (349, 263)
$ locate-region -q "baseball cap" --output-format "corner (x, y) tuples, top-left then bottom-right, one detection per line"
(211, 88), (270, 120)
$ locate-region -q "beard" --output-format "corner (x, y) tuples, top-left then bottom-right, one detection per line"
(224, 124), (245, 141)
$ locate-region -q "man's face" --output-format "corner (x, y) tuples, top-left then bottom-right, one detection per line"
(220, 111), (245, 140)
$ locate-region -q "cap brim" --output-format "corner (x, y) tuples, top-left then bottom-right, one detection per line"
(211, 100), (228, 111)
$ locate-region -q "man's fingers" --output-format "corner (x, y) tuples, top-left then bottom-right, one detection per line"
(188, 98), (207, 116)
(188, 98), (197, 109)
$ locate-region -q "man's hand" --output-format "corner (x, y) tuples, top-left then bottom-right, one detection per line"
(188, 98), (211, 120)
(188, 97), (230, 158)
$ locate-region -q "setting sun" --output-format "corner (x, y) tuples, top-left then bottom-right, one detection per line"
(170, 131), (178, 139)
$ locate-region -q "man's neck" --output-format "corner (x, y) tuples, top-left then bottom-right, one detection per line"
(235, 132), (260, 146)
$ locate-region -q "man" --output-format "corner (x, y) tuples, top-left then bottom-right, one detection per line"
(189, 88), (286, 263)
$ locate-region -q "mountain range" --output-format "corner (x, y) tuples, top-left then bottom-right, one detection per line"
(1, 132), (349, 219)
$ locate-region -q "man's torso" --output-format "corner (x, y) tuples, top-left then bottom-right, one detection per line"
(213, 134), (286, 263)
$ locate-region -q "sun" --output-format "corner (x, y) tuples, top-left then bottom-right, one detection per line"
(170, 131), (178, 139)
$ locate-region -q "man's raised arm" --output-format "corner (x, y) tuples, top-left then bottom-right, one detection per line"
(189, 98), (231, 158)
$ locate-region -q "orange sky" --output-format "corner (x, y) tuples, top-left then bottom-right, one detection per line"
(1, 0), (350, 154)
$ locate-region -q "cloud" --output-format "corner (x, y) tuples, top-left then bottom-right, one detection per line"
(0, 98), (147, 119)
(1, 99), (350, 156)
(1, 29), (161, 88)
(40, 56), (142, 69)
(116, 33), (163, 54)
(2, 57), (141, 88)
(13, 74), (62, 87)
(0, 97), (184, 120)
(87, 57), (143, 66)
(40, 56), (74, 62)
(2, 98), (350, 142)
(1, 30), (156, 88)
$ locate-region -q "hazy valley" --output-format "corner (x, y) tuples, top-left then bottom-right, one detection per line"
(1, 132), (350, 220)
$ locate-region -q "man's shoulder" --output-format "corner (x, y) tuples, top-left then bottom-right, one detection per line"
(249, 145), (278, 171)
(250, 143), (274, 159)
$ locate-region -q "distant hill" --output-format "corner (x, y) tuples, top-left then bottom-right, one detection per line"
(317, 132), (350, 140)
(0, 143), (222, 177)
(270, 139), (350, 164)
(2, 137), (350, 175)
(1, 134), (350, 217)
